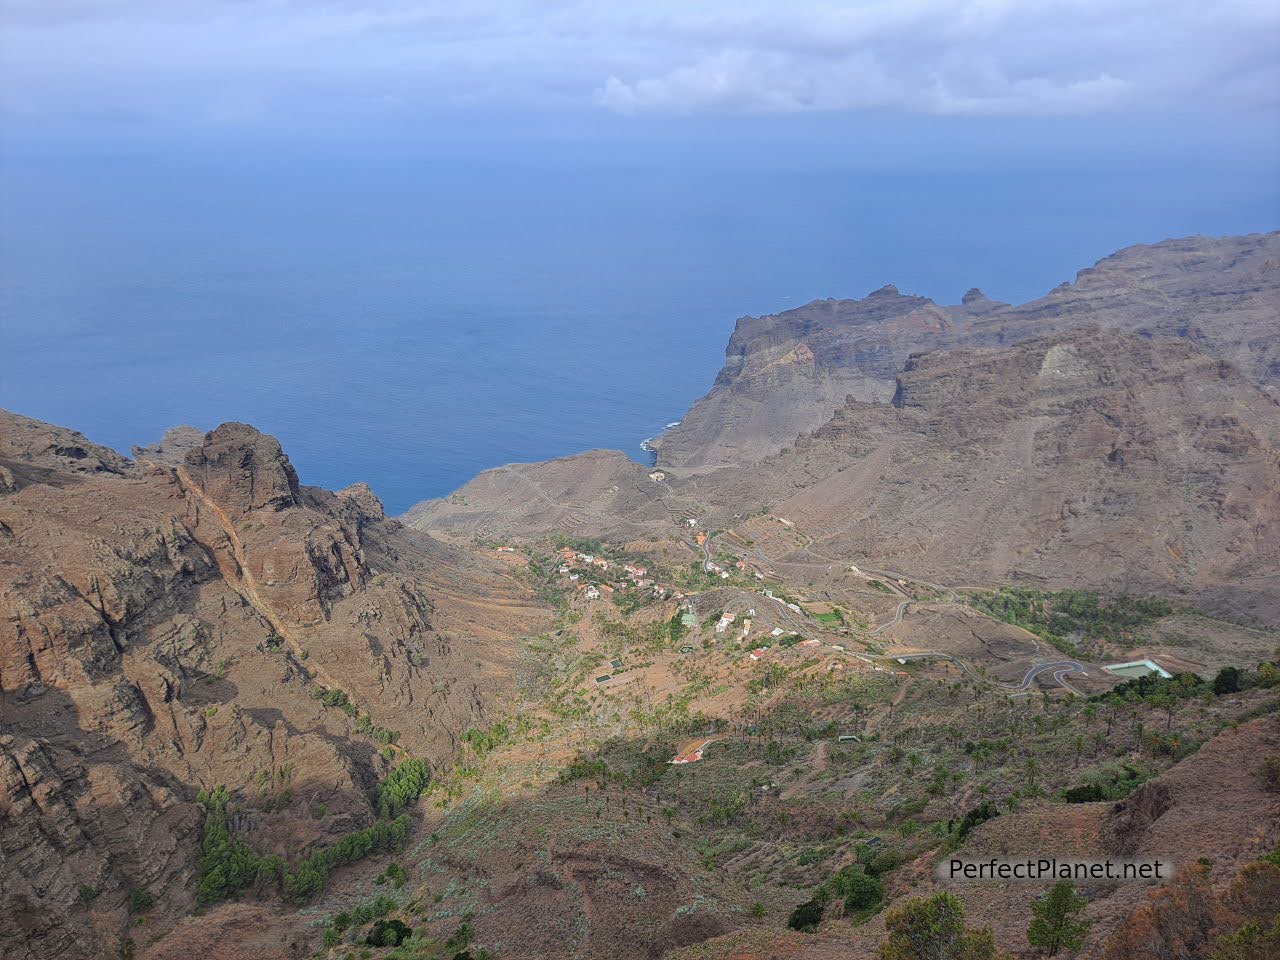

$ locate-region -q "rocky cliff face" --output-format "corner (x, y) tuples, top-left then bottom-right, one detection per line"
(654, 232), (1279, 470)
(0, 412), (549, 960)
(689, 327), (1280, 623)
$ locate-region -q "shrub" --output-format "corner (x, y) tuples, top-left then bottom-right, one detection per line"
(833, 869), (882, 914)
(366, 919), (413, 947)
(953, 801), (998, 841)
(787, 898), (826, 932)
(1214, 667), (1245, 695)
(1063, 784), (1106, 803)
(877, 892), (1000, 960)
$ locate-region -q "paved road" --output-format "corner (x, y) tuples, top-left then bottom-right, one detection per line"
(886, 652), (1087, 694)
(871, 600), (912, 636)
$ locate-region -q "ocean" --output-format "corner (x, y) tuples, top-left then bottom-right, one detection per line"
(2, 124), (1277, 513)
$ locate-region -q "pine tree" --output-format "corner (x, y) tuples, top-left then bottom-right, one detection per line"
(1027, 880), (1089, 956)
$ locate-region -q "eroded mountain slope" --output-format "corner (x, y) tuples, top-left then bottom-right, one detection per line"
(0, 412), (549, 960)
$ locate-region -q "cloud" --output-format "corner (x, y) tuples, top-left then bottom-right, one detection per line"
(593, 1), (1274, 116)
(0, 0), (1275, 125)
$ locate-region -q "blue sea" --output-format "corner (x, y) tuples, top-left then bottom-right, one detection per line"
(2, 117), (1277, 513)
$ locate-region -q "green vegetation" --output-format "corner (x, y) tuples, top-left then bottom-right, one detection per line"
(366, 918), (414, 947)
(354, 713), (401, 745)
(378, 758), (430, 818)
(787, 853), (890, 932)
(329, 894), (397, 936)
(284, 815), (411, 902)
(787, 898), (825, 932)
(1027, 881), (1089, 956)
(311, 684), (402, 743)
(461, 717), (537, 759)
(198, 759), (429, 906)
(968, 587), (1176, 656)
(950, 800), (998, 843)
(877, 892), (1001, 960)
(194, 786), (284, 903)
(668, 608), (689, 646)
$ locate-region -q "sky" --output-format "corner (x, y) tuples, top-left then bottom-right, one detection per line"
(1, 1), (1278, 133)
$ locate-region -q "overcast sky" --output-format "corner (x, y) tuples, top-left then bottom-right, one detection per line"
(1, 0), (1277, 134)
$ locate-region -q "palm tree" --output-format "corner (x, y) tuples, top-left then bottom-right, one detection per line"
(1024, 755), (1041, 791)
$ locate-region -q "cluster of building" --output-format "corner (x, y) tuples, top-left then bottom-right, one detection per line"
(555, 546), (678, 603)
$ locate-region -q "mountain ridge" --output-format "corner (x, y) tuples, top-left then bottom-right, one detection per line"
(651, 231), (1280, 470)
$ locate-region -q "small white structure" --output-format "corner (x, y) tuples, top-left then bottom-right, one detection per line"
(686, 518), (698, 527)
(585, 586), (600, 600)
(770, 627), (784, 637)
(649, 470), (666, 482)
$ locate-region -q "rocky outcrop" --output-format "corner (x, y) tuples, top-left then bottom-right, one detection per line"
(0, 413), (550, 960)
(131, 426), (204, 466)
(182, 422), (302, 516)
(654, 232), (1279, 470)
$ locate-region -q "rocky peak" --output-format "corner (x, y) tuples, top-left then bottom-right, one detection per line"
(183, 423), (300, 516)
(956, 287), (1008, 314)
(337, 481), (387, 524)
